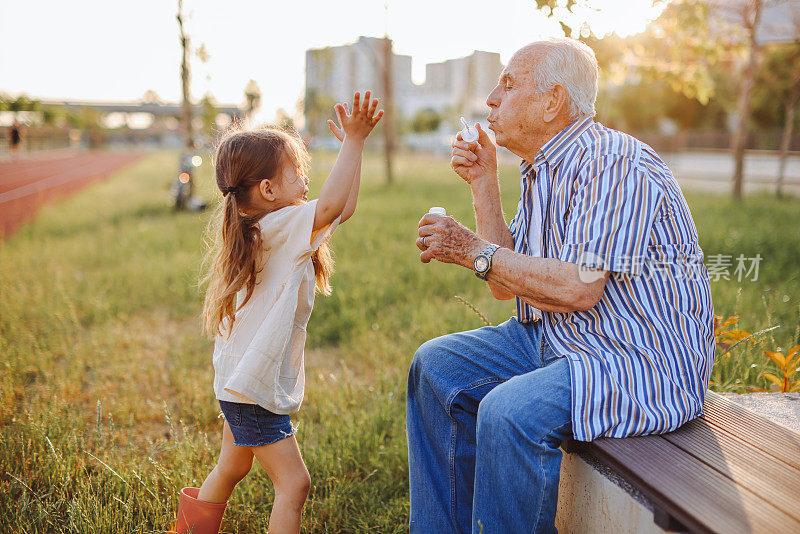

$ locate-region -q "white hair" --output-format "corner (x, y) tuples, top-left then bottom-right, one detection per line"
(527, 37), (598, 121)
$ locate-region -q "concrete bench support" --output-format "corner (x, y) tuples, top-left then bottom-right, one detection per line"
(554, 392), (800, 533)
(556, 448), (672, 533)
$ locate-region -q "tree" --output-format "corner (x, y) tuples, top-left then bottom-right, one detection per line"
(775, 48), (800, 197)
(274, 108), (295, 131)
(8, 95), (39, 119)
(199, 93), (218, 139)
(533, 0), (725, 104)
(752, 14), (800, 196)
(758, 43), (800, 196)
(301, 88), (335, 138)
(642, 0), (788, 199)
(628, 1), (726, 105)
(410, 108), (442, 133)
(66, 107), (106, 148)
(648, 0), (787, 199)
(176, 0), (193, 149)
(40, 106), (62, 126)
(382, 36), (395, 186)
(143, 90), (161, 104)
(725, 0), (766, 200)
(244, 79), (261, 119)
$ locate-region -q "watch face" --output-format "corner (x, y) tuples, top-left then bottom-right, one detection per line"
(474, 255), (489, 273)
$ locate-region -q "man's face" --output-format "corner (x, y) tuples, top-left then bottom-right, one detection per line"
(485, 49), (547, 155)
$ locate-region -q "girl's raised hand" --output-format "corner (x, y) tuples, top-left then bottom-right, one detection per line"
(327, 90), (383, 143)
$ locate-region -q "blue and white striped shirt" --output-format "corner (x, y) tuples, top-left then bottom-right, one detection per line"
(508, 118), (715, 442)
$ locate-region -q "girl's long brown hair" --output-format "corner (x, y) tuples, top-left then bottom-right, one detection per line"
(201, 127), (333, 338)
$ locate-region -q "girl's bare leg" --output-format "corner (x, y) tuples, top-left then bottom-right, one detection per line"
(197, 421), (254, 503)
(252, 435), (311, 534)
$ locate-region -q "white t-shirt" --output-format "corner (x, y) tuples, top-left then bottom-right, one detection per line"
(526, 187), (543, 322)
(212, 199), (338, 414)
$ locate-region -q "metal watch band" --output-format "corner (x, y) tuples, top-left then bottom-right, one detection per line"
(474, 244), (500, 280)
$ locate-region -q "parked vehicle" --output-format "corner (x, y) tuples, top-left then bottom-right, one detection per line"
(171, 151), (207, 211)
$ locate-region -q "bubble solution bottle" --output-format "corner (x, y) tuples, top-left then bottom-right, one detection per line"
(459, 117), (479, 144)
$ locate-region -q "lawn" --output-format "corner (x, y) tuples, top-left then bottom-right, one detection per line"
(1, 149), (798, 532)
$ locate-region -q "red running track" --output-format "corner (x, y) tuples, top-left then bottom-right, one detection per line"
(0, 151), (145, 237)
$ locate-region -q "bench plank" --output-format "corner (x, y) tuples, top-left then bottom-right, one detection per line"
(572, 434), (800, 534)
(660, 416), (800, 521)
(701, 392), (800, 469)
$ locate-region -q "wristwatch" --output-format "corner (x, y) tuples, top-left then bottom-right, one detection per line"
(473, 244), (500, 280)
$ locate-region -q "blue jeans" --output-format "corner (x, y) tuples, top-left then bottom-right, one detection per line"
(407, 317), (573, 534)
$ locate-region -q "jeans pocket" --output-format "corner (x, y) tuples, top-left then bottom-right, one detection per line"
(234, 404), (245, 426)
(221, 401), (243, 426)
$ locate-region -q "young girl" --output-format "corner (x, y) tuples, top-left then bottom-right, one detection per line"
(169, 91), (382, 534)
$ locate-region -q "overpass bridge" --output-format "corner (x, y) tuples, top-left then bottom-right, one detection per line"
(38, 99), (245, 121)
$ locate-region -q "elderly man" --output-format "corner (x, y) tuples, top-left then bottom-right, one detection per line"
(407, 37), (714, 533)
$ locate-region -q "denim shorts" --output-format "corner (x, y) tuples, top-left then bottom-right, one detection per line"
(218, 400), (296, 447)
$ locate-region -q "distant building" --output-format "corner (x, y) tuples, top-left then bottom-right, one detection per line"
(304, 36), (412, 136)
(305, 36), (413, 107)
(304, 36), (503, 136)
(408, 50), (503, 118)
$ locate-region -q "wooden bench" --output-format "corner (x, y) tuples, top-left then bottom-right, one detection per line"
(559, 391), (800, 533)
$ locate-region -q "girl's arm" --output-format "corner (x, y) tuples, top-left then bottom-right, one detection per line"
(314, 136), (363, 231)
(340, 156), (361, 224)
(316, 92), (381, 231)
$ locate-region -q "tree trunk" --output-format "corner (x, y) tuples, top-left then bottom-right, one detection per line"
(177, 0), (193, 150)
(776, 81), (799, 197)
(382, 36), (394, 186)
(731, 0), (763, 200)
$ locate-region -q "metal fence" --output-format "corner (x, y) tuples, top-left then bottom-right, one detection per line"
(0, 128), (76, 156)
(632, 129), (800, 154)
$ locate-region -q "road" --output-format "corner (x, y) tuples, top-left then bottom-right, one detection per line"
(662, 151), (800, 196)
(0, 151), (145, 237)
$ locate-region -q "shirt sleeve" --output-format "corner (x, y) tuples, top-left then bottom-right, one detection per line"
(273, 200), (339, 263)
(310, 214), (339, 252)
(559, 154), (663, 276)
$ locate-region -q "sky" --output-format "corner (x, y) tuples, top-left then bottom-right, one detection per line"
(0, 0), (666, 124)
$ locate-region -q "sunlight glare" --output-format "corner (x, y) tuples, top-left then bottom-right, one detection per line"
(569, 0), (668, 38)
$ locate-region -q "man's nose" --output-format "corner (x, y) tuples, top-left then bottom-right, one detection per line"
(486, 86), (501, 108)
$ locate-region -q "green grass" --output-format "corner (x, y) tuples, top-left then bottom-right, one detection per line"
(1, 149), (798, 532)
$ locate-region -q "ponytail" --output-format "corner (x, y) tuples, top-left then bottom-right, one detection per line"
(312, 241), (333, 296)
(202, 192), (264, 337)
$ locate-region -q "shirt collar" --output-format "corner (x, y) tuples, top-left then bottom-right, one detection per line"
(519, 117), (594, 174)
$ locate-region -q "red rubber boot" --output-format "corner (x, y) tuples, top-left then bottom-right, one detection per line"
(166, 487), (228, 534)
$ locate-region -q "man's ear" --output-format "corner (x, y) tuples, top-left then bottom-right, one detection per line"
(258, 179), (276, 202)
(542, 85), (569, 123)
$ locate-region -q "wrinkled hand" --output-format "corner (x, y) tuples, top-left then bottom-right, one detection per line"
(450, 123), (497, 184)
(416, 214), (486, 267)
(328, 90), (383, 142)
